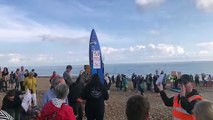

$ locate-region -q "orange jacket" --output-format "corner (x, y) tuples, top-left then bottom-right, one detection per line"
(172, 94), (202, 120)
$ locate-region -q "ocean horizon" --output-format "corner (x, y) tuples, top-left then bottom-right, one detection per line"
(5, 61), (213, 77)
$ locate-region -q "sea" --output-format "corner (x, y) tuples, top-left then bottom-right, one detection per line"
(5, 61), (213, 77)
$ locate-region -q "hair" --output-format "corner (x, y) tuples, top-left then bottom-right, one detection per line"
(90, 73), (100, 84)
(126, 95), (150, 120)
(66, 65), (72, 70)
(3, 67), (8, 73)
(51, 76), (65, 88)
(29, 72), (34, 76)
(16, 68), (20, 73)
(193, 100), (213, 120)
(55, 84), (69, 99)
(6, 89), (16, 97)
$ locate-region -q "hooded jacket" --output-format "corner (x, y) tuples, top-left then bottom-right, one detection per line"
(39, 98), (76, 120)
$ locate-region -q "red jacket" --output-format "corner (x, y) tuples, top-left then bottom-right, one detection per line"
(38, 101), (76, 120)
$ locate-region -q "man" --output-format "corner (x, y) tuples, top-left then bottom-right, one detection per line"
(126, 95), (150, 120)
(131, 73), (137, 91)
(63, 65), (73, 86)
(42, 76), (67, 108)
(19, 66), (25, 91)
(82, 74), (109, 120)
(158, 74), (202, 120)
(81, 65), (91, 85)
(195, 74), (200, 86)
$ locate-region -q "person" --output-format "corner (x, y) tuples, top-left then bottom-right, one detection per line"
(104, 73), (110, 93)
(63, 65), (73, 86)
(82, 74), (109, 120)
(9, 71), (15, 89)
(24, 69), (29, 78)
(195, 74), (200, 86)
(49, 71), (59, 83)
(153, 70), (159, 93)
(81, 65), (91, 85)
(131, 73), (137, 91)
(31, 69), (38, 78)
(193, 100), (213, 120)
(1, 89), (22, 120)
(146, 73), (152, 91)
(138, 76), (145, 95)
(122, 74), (128, 92)
(201, 73), (207, 87)
(115, 74), (121, 91)
(158, 74), (202, 120)
(126, 95), (150, 120)
(42, 76), (67, 108)
(19, 66), (25, 91)
(156, 71), (166, 90)
(23, 72), (37, 106)
(0, 67), (2, 92)
(0, 110), (14, 120)
(39, 84), (76, 120)
(14, 69), (20, 90)
(68, 77), (84, 120)
(2, 67), (9, 92)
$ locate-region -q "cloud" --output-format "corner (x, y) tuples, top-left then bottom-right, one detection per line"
(136, 0), (165, 8)
(198, 51), (209, 55)
(39, 34), (89, 43)
(102, 43), (184, 57)
(196, 41), (213, 50)
(196, 0), (213, 12)
(197, 41), (213, 47)
(102, 47), (126, 54)
(0, 5), (93, 43)
(149, 30), (160, 35)
(130, 45), (146, 52)
(6, 53), (25, 64)
(36, 54), (54, 62)
(74, 1), (94, 12)
(148, 44), (185, 56)
(101, 43), (186, 63)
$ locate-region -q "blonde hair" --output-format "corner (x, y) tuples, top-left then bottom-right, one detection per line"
(193, 100), (213, 120)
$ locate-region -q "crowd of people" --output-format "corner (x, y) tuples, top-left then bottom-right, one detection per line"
(0, 65), (213, 120)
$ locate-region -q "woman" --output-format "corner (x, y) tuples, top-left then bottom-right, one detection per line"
(1, 89), (22, 120)
(39, 84), (76, 120)
(193, 100), (213, 120)
(2, 67), (9, 92)
(9, 71), (15, 89)
(82, 74), (109, 120)
(23, 72), (37, 106)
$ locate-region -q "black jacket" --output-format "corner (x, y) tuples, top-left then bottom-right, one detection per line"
(82, 80), (109, 114)
(2, 90), (22, 110)
(160, 89), (201, 114)
(68, 82), (83, 105)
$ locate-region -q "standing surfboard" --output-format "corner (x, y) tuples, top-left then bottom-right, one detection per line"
(89, 29), (104, 84)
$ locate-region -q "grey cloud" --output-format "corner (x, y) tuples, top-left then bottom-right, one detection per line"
(39, 34), (89, 43)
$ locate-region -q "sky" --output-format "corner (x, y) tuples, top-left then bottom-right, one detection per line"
(1, 0), (213, 66)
